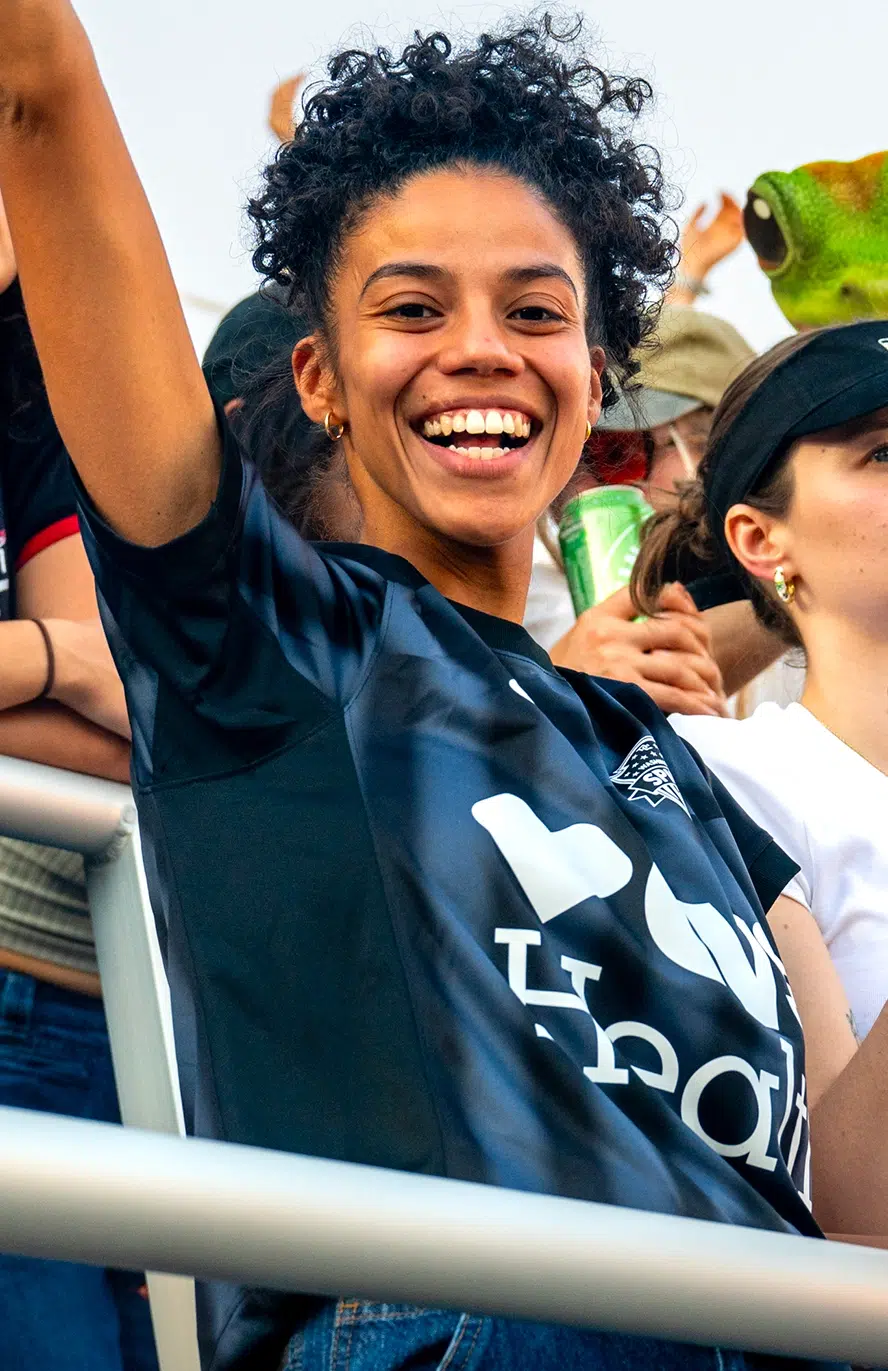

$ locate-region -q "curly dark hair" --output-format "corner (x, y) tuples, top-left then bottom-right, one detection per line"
(249, 14), (675, 410)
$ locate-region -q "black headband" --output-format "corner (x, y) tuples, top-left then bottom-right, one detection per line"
(706, 320), (888, 546)
(684, 321), (888, 610)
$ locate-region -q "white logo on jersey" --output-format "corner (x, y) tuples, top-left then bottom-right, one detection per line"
(611, 737), (690, 816)
(471, 793), (632, 923)
(475, 792), (811, 1196)
(644, 863), (779, 1028)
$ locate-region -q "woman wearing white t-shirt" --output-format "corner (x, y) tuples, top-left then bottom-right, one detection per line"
(633, 322), (888, 1046)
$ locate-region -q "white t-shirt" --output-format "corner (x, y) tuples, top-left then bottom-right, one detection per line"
(523, 533), (576, 652)
(672, 702), (888, 1039)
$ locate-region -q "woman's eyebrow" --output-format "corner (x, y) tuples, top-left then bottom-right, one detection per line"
(360, 262), (448, 298)
(502, 264), (579, 302)
(359, 261), (580, 302)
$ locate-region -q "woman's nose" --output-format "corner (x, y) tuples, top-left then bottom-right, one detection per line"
(437, 309), (524, 376)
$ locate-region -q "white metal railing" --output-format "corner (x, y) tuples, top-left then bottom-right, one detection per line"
(0, 755), (199, 1371)
(0, 752), (137, 854)
(1, 757), (888, 1366)
(2, 1105), (888, 1364)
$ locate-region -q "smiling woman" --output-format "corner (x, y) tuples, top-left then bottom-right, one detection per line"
(284, 166), (601, 600)
(0, 9), (862, 1371)
(245, 28), (672, 614)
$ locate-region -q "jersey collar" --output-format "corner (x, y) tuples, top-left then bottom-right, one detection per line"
(320, 541), (555, 672)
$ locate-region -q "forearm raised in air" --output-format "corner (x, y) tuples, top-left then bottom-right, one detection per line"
(0, 0), (220, 546)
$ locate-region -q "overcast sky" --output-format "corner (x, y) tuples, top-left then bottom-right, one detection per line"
(76, 0), (887, 358)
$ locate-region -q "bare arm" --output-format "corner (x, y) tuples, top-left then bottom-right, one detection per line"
(0, 535), (130, 777)
(16, 534), (129, 736)
(809, 996), (888, 1237)
(0, 701), (129, 780)
(767, 894), (888, 1236)
(767, 896), (857, 1111)
(0, 186), (13, 291)
(0, 542), (127, 734)
(0, 0), (219, 545)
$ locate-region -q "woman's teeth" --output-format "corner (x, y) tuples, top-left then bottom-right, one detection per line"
(448, 446), (511, 460)
(421, 408), (532, 443)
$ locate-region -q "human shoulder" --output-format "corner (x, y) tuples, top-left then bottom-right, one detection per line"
(670, 704), (816, 832)
(671, 703), (806, 780)
(0, 279), (79, 572)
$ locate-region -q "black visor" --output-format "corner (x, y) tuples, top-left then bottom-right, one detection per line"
(708, 320), (888, 541)
(687, 321), (888, 609)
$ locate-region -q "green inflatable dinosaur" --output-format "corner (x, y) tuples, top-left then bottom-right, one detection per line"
(743, 151), (888, 328)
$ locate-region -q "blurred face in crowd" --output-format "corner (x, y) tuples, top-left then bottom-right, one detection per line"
(726, 405), (888, 639)
(293, 165), (604, 554)
(573, 403), (714, 516)
(645, 405), (714, 511)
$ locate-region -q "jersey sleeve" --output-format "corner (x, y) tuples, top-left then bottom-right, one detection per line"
(0, 281), (79, 572)
(705, 768), (802, 914)
(73, 408), (387, 750)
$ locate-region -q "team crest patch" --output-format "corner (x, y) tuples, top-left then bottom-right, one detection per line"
(611, 736), (690, 816)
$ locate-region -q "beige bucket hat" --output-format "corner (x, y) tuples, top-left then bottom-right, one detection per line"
(599, 305), (756, 431)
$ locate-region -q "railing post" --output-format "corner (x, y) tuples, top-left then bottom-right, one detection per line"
(88, 829), (200, 1371)
(0, 755), (200, 1371)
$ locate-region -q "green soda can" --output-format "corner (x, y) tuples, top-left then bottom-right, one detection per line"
(558, 485), (654, 616)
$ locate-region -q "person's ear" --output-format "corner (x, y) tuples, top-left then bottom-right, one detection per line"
(292, 336), (343, 427)
(724, 504), (794, 584)
(587, 346), (606, 430)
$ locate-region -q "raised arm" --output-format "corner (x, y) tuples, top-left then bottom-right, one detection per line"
(0, 0), (219, 546)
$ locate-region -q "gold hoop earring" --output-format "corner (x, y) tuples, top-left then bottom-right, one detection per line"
(584, 420), (593, 442)
(324, 412), (345, 442)
(774, 565), (795, 605)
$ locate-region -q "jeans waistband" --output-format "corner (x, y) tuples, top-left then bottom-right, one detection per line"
(0, 970), (107, 1034)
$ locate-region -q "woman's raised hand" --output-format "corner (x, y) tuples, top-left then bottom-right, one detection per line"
(666, 192), (744, 305)
(268, 73), (306, 144)
(680, 193), (744, 279)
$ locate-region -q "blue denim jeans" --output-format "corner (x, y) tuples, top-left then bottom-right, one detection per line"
(284, 1299), (850, 1371)
(0, 970), (159, 1371)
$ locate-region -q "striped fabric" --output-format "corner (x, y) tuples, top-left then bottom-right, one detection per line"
(0, 835), (96, 974)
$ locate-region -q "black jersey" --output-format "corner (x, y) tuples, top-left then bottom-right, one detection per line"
(0, 281), (80, 617)
(76, 419), (817, 1371)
